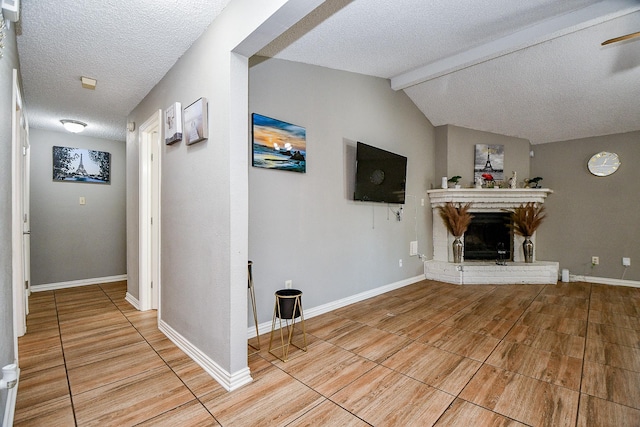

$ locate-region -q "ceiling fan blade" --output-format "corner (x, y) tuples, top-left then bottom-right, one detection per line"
(601, 31), (640, 46)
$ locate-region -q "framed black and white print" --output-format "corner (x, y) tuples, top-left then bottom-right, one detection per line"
(164, 102), (182, 145)
(52, 146), (111, 184)
(184, 98), (208, 145)
(474, 144), (504, 182)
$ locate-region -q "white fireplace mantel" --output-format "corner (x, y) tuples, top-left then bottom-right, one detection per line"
(427, 188), (553, 210)
(425, 188), (558, 285)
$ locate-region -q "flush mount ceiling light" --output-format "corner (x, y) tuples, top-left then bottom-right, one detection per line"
(60, 119), (87, 133)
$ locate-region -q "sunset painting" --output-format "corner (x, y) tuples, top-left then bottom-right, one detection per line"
(252, 113), (306, 173)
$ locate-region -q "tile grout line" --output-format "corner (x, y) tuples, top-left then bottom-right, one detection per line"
(52, 289), (80, 427)
(99, 283), (223, 426)
(574, 282), (593, 427)
(427, 283), (549, 427)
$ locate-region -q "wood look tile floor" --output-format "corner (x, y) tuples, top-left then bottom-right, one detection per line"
(14, 280), (640, 426)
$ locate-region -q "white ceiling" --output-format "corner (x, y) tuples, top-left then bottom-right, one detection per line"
(14, 0), (640, 144)
(16, 0), (232, 141)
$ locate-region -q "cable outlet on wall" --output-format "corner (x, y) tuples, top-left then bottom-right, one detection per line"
(285, 280), (292, 289)
(623, 257), (631, 267)
(591, 256), (599, 265)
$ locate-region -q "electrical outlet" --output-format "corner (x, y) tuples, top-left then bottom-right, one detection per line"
(79, 196), (86, 205)
(399, 259), (403, 267)
(591, 256), (599, 265)
(623, 257), (631, 267)
(285, 280), (292, 289)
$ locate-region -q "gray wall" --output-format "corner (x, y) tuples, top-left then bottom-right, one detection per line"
(126, 0), (309, 378)
(435, 124), (531, 188)
(532, 131), (640, 281)
(29, 129), (126, 285)
(0, 20), (20, 421)
(248, 57), (435, 324)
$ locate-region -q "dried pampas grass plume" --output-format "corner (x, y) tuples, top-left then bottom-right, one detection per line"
(437, 202), (473, 238)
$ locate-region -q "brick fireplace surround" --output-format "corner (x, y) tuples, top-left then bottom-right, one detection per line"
(425, 188), (558, 285)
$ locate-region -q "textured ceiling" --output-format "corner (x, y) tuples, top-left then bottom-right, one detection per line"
(15, 0), (640, 144)
(259, 0), (640, 144)
(17, 0), (232, 141)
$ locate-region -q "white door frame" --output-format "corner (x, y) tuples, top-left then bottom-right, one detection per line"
(11, 69), (29, 354)
(138, 110), (162, 311)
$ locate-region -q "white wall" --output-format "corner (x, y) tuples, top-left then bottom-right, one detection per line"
(248, 57), (435, 324)
(29, 129), (126, 285)
(0, 19), (20, 421)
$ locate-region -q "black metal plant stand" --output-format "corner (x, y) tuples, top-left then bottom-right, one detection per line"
(248, 261), (260, 352)
(268, 289), (307, 362)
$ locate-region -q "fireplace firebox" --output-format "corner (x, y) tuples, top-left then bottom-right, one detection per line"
(464, 213), (512, 261)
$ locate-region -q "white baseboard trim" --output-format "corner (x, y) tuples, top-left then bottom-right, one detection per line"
(248, 274), (425, 338)
(125, 292), (141, 310)
(2, 367), (19, 427)
(159, 319), (252, 392)
(570, 274), (640, 288)
(31, 275), (128, 292)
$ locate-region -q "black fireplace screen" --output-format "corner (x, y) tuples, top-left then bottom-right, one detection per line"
(464, 213), (512, 261)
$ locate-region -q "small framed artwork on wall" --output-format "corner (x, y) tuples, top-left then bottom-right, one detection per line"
(474, 144), (504, 182)
(184, 97), (208, 145)
(52, 146), (111, 184)
(251, 113), (306, 173)
(164, 102), (182, 145)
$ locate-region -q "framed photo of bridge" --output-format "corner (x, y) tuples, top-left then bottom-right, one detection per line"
(52, 146), (111, 184)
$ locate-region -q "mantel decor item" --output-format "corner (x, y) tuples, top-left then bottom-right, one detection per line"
(474, 144), (504, 183)
(525, 176), (543, 188)
(183, 97), (208, 145)
(437, 202), (473, 263)
(164, 102), (182, 145)
(507, 202), (546, 263)
(448, 175), (462, 189)
(52, 146), (110, 184)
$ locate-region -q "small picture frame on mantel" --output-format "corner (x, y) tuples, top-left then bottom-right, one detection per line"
(164, 102), (182, 145)
(184, 97), (208, 145)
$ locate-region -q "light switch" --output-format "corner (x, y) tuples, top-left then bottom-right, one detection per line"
(79, 196), (86, 205)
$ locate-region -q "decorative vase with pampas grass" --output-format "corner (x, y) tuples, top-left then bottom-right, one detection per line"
(508, 202), (546, 263)
(437, 202), (473, 263)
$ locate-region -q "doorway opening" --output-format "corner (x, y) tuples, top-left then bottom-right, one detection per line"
(139, 111), (162, 311)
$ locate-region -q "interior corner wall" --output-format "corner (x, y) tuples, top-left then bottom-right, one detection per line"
(438, 125), (531, 188)
(248, 57), (435, 324)
(126, 0), (308, 379)
(0, 21), (21, 420)
(29, 129), (126, 286)
(531, 131), (640, 282)
(434, 125), (448, 181)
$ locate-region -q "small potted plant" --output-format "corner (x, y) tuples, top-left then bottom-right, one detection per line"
(437, 202), (473, 263)
(448, 176), (462, 189)
(525, 176), (543, 188)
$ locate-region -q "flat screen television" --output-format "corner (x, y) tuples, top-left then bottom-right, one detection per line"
(354, 142), (407, 204)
